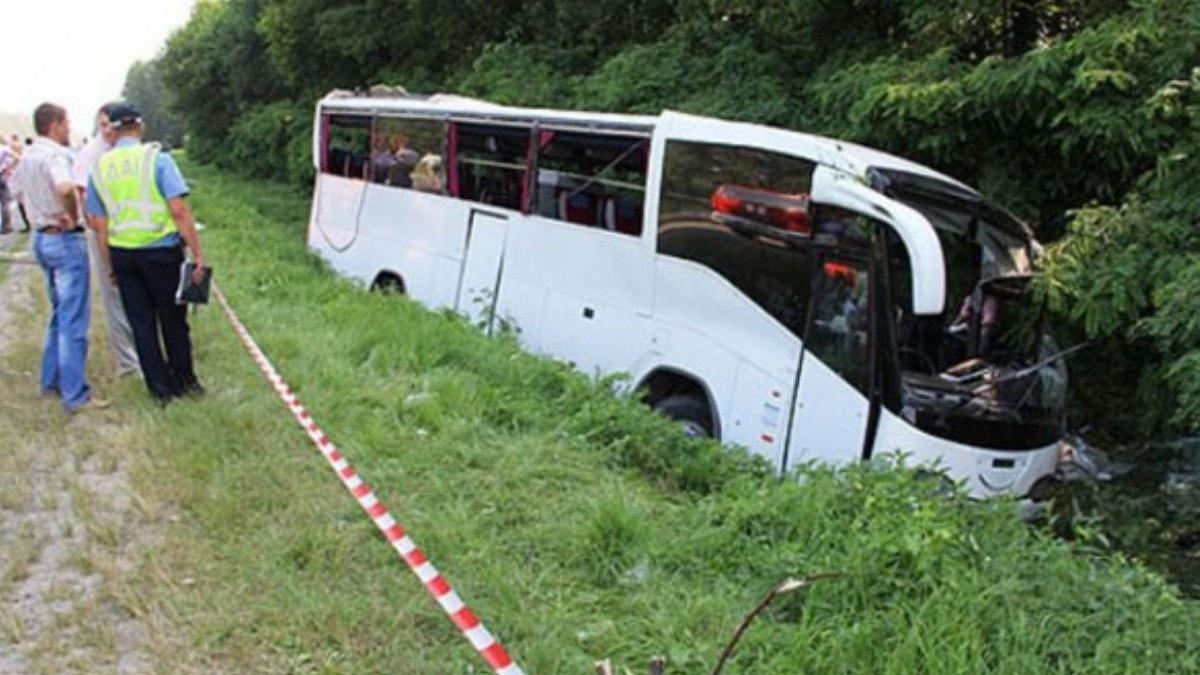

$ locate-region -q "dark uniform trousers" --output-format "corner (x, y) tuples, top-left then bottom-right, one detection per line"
(110, 245), (198, 401)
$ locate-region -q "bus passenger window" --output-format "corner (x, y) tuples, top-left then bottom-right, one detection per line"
(534, 131), (647, 235)
(806, 258), (871, 394)
(372, 117), (446, 191)
(454, 124), (530, 211)
(323, 114), (372, 180)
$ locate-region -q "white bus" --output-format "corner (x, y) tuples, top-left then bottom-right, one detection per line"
(306, 89), (1069, 499)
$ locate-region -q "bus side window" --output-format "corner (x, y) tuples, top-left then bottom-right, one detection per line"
(657, 141), (815, 229)
(323, 114), (372, 180)
(657, 140), (818, 338)
(371, 117), (446, 192)
(534, 131), (647, 235)
(454, 123), (530, 211)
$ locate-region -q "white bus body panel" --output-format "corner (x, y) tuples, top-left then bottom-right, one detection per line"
(647, 256), (800, 468)
(310, 174), (470, 309)
(872, 409), (1060, 498)
(312, 175), (366, 251)
(496, 214), (654, 375)
(787, 357), (870, 468)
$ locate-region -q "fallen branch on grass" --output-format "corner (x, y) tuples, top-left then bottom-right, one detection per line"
(711, 572), (844, 675)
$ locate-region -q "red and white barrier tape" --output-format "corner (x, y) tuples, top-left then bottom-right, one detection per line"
(214, 285), (524, 675)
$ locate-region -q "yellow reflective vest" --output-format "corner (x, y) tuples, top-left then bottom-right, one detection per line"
(91, 142), (176, 249)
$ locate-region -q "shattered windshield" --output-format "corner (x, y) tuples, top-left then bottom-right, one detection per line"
(872, 167), (1034, 283)
(871, 167), (1063, 449)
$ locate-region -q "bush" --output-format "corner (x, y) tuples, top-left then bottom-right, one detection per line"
(1038, 67), (1200, 434)
(224, 101), (313, 185)
(455, 42), (575, 107)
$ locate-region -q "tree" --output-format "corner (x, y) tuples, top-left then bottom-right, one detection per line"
(160, 0), (288, 163)
(1039, 67), (1200, 433)
(121, 58), (185, 148)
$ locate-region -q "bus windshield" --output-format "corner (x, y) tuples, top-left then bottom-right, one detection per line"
(871, 167), (1065, 450)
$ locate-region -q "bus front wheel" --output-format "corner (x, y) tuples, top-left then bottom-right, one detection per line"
(371, 273), (405, 296)
(654, 394), (713, 439)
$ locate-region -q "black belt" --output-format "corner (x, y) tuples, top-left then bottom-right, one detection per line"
(37, 225), (85, 235)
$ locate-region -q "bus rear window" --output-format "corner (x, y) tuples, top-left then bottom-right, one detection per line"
(323, 114), (371, 179)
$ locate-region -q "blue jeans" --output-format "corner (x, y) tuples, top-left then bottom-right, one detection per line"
(33, 231), (92, 410)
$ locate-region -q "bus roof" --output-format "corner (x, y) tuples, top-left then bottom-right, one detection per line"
(318, 90), (976, 196)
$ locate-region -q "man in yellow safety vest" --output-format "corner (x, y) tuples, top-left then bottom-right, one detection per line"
(85, 103), (209, 406)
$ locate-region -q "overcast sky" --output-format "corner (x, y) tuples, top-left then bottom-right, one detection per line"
(0, 0), (195, 136)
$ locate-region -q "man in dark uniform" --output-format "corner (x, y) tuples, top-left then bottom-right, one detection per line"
(85, 104), (209, 405)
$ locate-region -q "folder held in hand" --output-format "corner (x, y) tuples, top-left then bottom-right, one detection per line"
(176, 262), (212, 305)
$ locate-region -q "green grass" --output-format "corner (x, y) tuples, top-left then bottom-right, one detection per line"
(118, 157), (1200, 674)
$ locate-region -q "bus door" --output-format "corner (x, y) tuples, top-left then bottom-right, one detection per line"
(786, 253), (873, 467)
(783, 165), (945, 471)
(455, 209), (509, 334)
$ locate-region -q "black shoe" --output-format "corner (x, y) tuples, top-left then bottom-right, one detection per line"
(181, 381), (206, 398)
(154, 394), (174, 408)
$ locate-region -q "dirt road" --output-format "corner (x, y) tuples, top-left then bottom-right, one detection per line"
(0, 232), (153, 674)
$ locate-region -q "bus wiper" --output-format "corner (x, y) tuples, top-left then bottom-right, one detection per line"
(974, 342), (1087, 395)
(933, 342), (1086, 420)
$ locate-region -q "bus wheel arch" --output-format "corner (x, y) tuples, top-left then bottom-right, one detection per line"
(370, 271), (406, 295)
(637, 368), (720, 440)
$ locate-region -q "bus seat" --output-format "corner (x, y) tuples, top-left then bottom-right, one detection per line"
(348, 154), (368, 180)
(603, 197), (642, 235)
(559, 190), (598, 226)
(328, 148), (350, 177)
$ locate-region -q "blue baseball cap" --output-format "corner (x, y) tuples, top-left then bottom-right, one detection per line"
(107, 104), (143, 129)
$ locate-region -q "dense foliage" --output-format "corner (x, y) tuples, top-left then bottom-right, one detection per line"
(144, 0), (1200, 438)
(120, 59), (185, 147)
(1041, 68), (1200, 433)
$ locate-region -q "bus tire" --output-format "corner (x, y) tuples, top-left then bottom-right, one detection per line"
(371, 273), (405, 296)
(654, 394), (713, 439)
